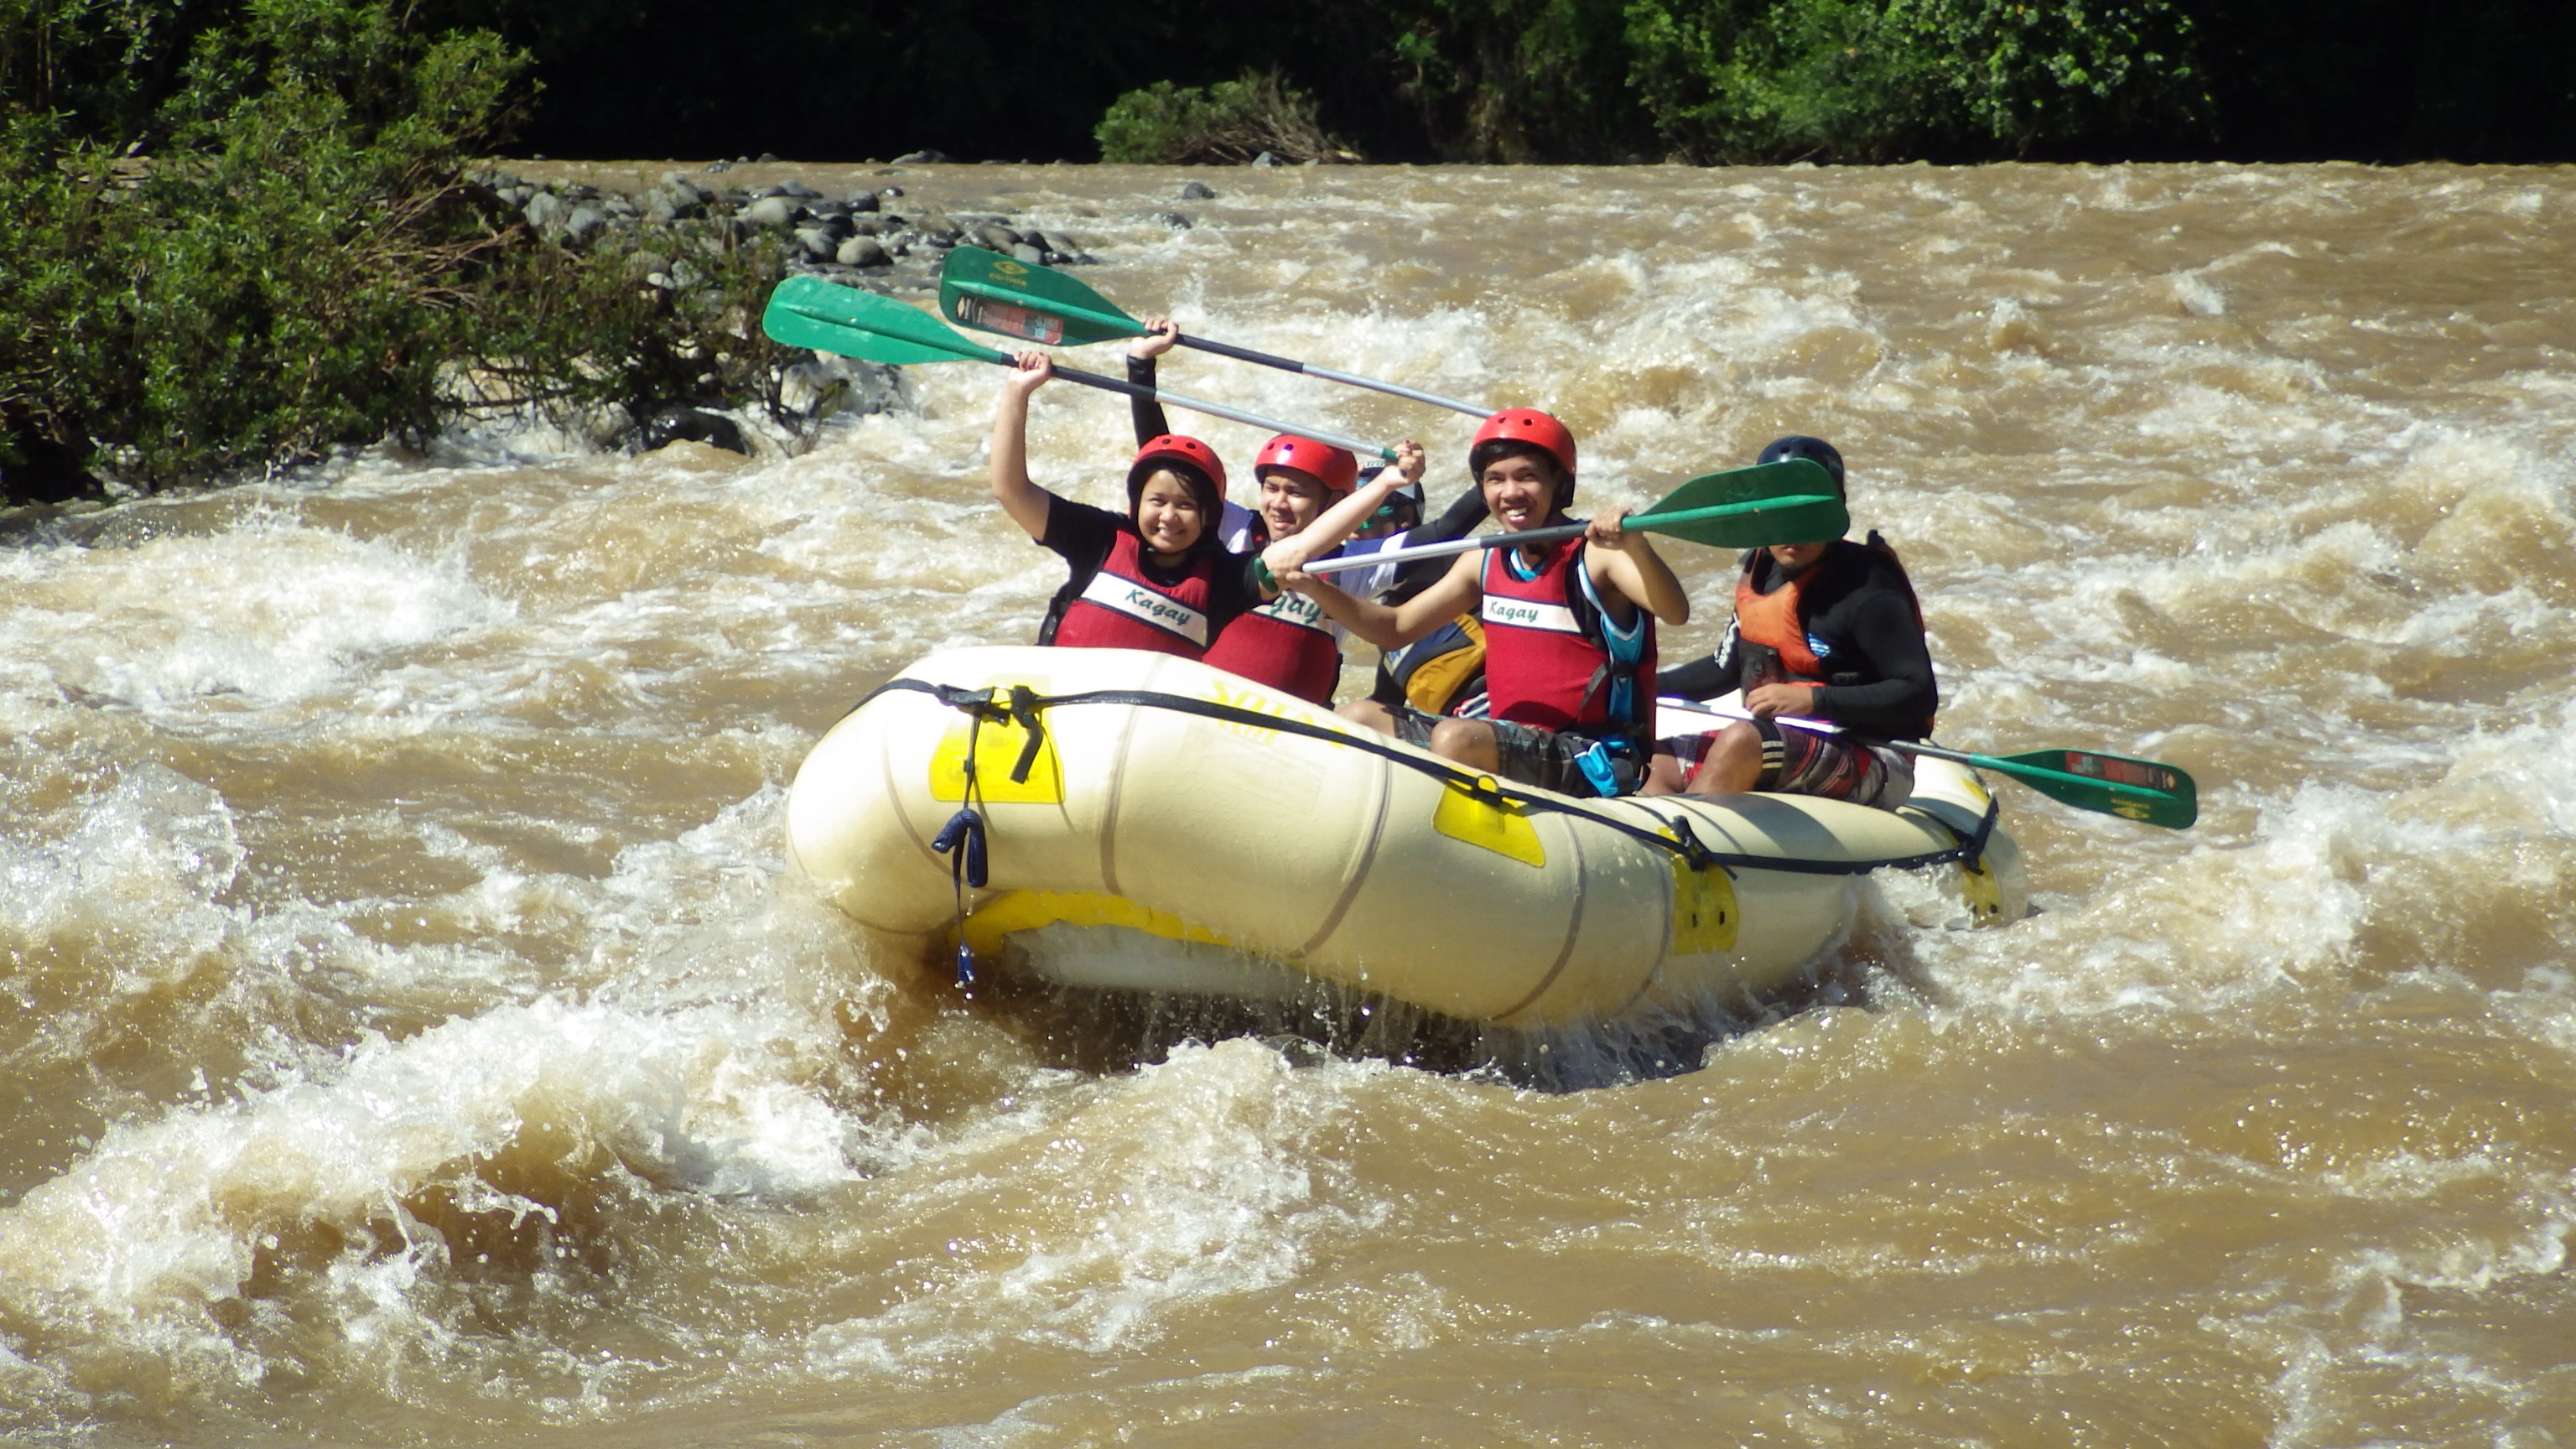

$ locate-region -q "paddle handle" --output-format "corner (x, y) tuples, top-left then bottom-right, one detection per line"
(1303, 521), (1586, 574)
(1047, 363), (1394, 461)
(1662, 694), (1968, 762)
(1655, 694), (1841, 737)
(1176, 335), (1492, 418)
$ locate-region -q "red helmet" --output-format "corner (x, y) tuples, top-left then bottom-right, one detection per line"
(1252, 434), (1360, 494)
(1129, 434), (1227, 497)
(1471, 409), (1576, 504)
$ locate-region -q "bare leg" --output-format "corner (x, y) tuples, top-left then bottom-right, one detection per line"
(1641, 747), (1691, 795)
(1337, 698), (1398, 734)
(1426, 716), (1502, 772)
(1680, 722), (1765, 795)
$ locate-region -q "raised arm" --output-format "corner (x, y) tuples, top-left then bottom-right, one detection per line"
(988, 351), (1058, 541)
(1289, 548), (1482, 649)
(1126, 317), (1177, 444)
(1586, 507), (1690, 627)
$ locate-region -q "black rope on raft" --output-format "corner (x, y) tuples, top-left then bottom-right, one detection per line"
(851, 677), (2002, 880)
(924, 688), (998, 987)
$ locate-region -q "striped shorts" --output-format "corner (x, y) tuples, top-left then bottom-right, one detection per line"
(1665, 717), (1914, 808)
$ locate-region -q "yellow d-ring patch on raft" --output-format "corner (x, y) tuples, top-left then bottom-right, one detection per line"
(929, 701), (1063, 803)
(1959, 854), (2004, 926)
(1433, 776), (1545, 867)
(1669, 858), (1738, 954)
(958, 890), (1235, 957)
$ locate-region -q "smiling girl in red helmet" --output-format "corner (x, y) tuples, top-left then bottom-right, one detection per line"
(1288, 410), (1691, 797)
(1123, 318), (1426, 704)
(988, 351), (1384, 658)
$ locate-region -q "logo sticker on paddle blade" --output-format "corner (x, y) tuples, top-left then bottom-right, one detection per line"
(2061, 751), (2180, 792)
(954, 295), (1063, 345)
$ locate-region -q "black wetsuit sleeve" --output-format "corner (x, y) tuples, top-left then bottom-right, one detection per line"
(1128, 355), (1171, 444)
(1389, 486), (1490, 598)
(1809, 589), (1937, 737)
(1033, 497), (1121, 645)
(1656, 625), (1742, 700)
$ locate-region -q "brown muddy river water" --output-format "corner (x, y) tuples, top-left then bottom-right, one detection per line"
(4, 161), (2575, 1446)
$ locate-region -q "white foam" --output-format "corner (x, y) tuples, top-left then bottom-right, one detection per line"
(0, 989), (868, 1402)
(2, 516), (503, 714)
(806, 1041), (1375, 1373)
(0, 764), (243, 989)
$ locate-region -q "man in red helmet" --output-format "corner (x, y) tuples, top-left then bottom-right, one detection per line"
(1287, 410), (1691, 797)
(988, 351), (1384, 659)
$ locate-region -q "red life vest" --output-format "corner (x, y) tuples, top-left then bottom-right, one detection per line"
(1478, 538), (1656, 733)
(1047, 528), (1218, 657)
(1203, 588), (1342, 704)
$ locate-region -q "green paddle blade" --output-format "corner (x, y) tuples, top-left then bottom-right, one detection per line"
(1987, 748), (2199, 829)
(1627, 459), (1851, 548)
(940, 246), (1146, 346)
(764, 275), (1009, 366)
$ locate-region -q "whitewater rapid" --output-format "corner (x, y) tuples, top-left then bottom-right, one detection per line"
(4, 159), (2574, 1445)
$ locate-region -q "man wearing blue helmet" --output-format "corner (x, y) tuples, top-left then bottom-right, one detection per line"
(1645, 436), (1937, 808)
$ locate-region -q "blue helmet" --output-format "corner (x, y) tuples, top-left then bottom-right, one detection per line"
(1758, 435), (1845, 495)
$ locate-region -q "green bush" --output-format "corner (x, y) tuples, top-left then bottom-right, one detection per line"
(0, 0), (792, 503)
(1094, 69), (1358, 164)
(1625, 0), (2213, 161)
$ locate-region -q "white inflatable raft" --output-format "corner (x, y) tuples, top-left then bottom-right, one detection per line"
(786, 647), (2024, 1029)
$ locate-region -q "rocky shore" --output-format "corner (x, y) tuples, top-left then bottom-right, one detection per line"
(480, 154), (1104, 300)
(459, 155), (1226, 460)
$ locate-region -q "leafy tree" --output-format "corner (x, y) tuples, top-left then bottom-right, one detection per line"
(0, 0), (789, 502)
(1095, 70), (1356, 164)
(1627, 0), (2212, 161)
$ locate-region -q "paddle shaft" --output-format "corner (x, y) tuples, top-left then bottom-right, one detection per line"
(1656, 697), (2179, 806)
(1304, 521), (1576, 574)
(1302, 495), (1831, 575)
(940, 247), (1492, 416)
(1175, 335), (1491, 417)
(1658, 696), (1977, 766)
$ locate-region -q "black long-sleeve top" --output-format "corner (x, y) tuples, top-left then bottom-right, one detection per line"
(1659, 541), (1938, 740)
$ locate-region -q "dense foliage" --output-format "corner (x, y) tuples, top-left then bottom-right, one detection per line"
(1625, 0), (2211, 161)
(0, 0), (789, 501)
(1094, 70), (1354, 164)
(423, 0), (2575, 166)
